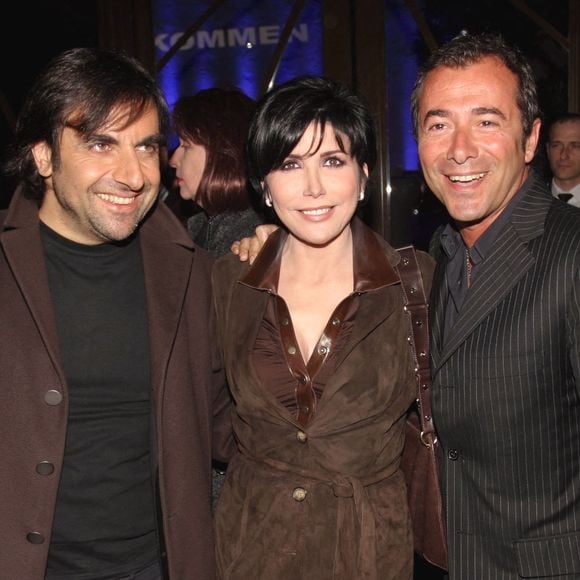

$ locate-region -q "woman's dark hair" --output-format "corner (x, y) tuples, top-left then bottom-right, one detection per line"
(247, 76), (377, 196)
(411, 31), (540, 144)
(3, 47), (170, 200)
(172, 87), (256, 215)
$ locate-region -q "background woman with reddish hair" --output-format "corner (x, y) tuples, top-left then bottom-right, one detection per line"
(170, 87), (265, 256)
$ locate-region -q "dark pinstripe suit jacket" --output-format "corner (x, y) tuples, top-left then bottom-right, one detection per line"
(430, 174), (580, 579)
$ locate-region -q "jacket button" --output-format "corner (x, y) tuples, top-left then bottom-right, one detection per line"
(448, 449), (459, 461)
(26, 532), (45, 544)
(318, 345), (328, 355)
(331, 317), (341, 326)
(44, 389), (63, 406)
(287, 346), (297, 355)
(36, 461), (55, 475)
(292, 487), (307, 502)
(296, 430), (307, 443)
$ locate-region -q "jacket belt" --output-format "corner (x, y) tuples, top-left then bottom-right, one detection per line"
(238, 448), (400, 579)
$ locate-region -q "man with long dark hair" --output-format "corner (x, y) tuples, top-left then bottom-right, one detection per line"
(0, 47), (233, 580)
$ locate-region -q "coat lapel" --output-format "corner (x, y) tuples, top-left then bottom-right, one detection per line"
(139, 203), (197, 394)
(1, 192), (65, 382)
(429, 257), (448, 367)
(324, 219), (403, 371)
(332, 284), (401, 370)
(225, 281), (286, 417)
(437, 225), (535, 364)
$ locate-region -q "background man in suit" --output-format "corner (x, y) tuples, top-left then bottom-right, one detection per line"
(545, 112), (580, 206)
(413, 32), (580, 578)
(0, 47), (232, 579)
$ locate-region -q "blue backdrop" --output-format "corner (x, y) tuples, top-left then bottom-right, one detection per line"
(152, 0), (419, 171)
(153, 1), (323, 105)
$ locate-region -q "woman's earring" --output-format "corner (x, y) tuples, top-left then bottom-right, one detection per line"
(264, 192), (273, 207)
(358, 190), (365, 202)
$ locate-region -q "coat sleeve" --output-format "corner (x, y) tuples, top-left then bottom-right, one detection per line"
(209, 301), (236, 464)
(210, 254), (248, 463)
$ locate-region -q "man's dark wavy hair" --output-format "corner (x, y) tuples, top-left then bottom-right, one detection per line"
(410, 31), (541, 145)
(2, 47), (169, 200)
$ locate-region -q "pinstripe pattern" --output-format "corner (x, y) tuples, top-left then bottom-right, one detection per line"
(430, 176), (580, 579)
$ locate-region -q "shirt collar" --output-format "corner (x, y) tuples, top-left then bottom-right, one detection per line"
(440, 171), (534, 263)
(551, 179), (580, 197)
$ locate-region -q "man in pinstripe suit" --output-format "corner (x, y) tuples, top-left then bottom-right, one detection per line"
(413, 32), (580, 578)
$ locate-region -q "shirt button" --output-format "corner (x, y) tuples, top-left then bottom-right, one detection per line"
(292, 487), (307, 502)
(448, 449), (459, 461)
(296, 430), (308, 443)
(318, 345), (328, 355)
(281, 318), (289, 326)
(297, 374), (307, 384)
(331, 317), (341, 326)
(287, 346), (297, 355)
(44, 389), (63, 406)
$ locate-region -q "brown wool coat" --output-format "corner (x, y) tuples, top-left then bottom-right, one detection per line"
(0, 190), (233, 579)
(211, 219), (435, 580)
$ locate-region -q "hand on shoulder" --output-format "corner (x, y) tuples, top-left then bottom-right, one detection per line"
(230, 224), (279, 264)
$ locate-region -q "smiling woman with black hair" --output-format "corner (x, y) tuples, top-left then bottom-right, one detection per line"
(211, 75), (435, 580)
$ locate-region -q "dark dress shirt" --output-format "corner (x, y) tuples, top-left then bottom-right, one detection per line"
(440, 174), (533, 335)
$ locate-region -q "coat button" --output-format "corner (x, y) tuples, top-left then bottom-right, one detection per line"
(44, 389), (63, 406)
(36, 461), (55, 475)
(292, 487), (307, 502)
(26, 532), (45, 544)
(296, 430), (308, 443)
(448, 449), (459, 460)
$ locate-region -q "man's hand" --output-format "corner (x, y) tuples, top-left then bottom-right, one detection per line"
(231, 224), (278, 264)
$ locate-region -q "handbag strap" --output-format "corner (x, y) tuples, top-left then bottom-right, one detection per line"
(396, 245), (437, 446)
